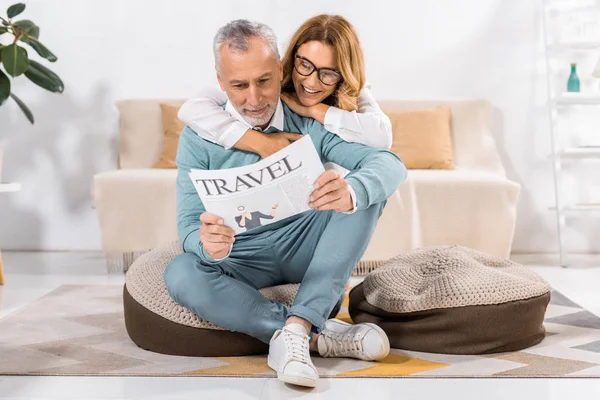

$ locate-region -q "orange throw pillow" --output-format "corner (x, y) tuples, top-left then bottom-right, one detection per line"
(152, 103), (184, 169)
(387, 106), (454, 170)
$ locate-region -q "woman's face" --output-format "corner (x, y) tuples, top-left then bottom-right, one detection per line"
(292, 40), (340, 107)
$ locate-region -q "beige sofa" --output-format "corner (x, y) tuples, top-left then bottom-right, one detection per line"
(93, 99), (520, 273)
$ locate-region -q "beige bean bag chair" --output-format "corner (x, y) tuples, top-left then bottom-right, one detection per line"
(348, 245), (551, 354)
(123, 241), (301, 356)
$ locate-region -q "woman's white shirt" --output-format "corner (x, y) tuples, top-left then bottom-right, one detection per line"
(177, 83), (392, 150)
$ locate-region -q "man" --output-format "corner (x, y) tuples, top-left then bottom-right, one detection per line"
(235, 203), (278, 231)
(165, 19), (407, 388)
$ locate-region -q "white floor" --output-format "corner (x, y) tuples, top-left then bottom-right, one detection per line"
(0, 251), (599, 400)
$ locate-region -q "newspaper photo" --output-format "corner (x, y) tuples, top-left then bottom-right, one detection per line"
(189, 135), (326, 235)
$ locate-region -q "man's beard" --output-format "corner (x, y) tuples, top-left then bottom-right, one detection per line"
(240, 103), (275, 128)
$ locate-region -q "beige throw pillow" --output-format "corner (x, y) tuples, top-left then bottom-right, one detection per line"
(152, 104), (185, 169)
(387, 106), (454, 170)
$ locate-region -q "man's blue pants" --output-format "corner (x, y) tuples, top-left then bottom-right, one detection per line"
(164, 202), (385, 344)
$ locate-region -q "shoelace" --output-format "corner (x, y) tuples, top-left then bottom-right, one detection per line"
(283, 328), (310, 364)
(322, 332), (363, 357)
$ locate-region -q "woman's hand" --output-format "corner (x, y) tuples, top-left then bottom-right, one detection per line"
(281, 92), (312, 117)
(281, 93), (330, 123)
(236, 129), (302, 159)
(257, 132), (303, 158)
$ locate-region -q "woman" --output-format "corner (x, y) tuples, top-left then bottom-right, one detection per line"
(178, 14), (392, 157)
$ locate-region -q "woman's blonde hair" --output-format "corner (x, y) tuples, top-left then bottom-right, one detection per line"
(281, 15), (365, 112)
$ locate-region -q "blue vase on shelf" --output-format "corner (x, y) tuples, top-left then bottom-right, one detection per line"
(567, 63), (580, 92)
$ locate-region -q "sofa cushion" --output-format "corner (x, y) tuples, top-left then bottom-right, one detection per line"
(348, 245), (551, 354)
(116, 99), (186, 169)
(387, 106), (454, 170)
(379, 99), (503, 175)
(124, 241), (300, 356)
(152, 104), (184, 169)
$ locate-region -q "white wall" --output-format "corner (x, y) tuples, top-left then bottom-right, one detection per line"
(0, 0), (599, 252)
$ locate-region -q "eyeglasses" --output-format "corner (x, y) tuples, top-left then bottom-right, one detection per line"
(294, 55), (342, 86)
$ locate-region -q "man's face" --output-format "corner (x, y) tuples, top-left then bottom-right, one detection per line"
(217, 37), (283, 128)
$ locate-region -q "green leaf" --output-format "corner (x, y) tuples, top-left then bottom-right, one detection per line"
(1, 44), (28, 77)
(13, 20), (38, 38)
(0, 69), (10, 105)
(7, 3), (25, 19)
(10, 92), (34, 124)
(0, 26), (8, 35)
(21, 36), (56, 62)
(29, 24), (39, 38)
(24, 60), (63, 93)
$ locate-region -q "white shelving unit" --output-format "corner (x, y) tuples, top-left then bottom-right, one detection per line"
(552, 93), (600, 105)
(556, 146), (600, 158)
(547, 42), (600, 52)
(0, 183), (21, 193)
(550, 204), (600, 211)
(542, 0), (600, 268)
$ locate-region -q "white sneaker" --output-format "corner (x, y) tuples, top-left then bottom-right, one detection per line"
(318, 319), (390, 361)
(268, 323), (319, 388)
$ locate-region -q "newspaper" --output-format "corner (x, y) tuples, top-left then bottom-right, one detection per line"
(189, 135), (326, 234)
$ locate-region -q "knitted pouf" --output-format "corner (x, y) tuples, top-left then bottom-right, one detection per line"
(348, 245), (552, 355)
(123, 241), (300, 357)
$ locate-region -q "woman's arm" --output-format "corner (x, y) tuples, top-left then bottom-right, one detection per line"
(282, 83), (393, 149)
(178, 87), (246, 148)
(323, 84), (392, 149)
(178, 87), (273, 154)
(178, 87), (302, 157)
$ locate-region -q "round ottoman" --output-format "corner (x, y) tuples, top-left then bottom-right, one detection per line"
(348, 245), (551, 355)
(123, 241), (301, 357)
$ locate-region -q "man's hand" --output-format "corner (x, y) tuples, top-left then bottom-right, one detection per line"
(309, 170), (353, 213)
(199, 212), (235, 260)
(257, 132), (303, 158)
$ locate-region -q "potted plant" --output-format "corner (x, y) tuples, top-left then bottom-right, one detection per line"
(0, 2), (63, 181)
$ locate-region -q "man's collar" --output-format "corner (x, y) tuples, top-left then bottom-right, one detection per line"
(225, 99), (284, 132)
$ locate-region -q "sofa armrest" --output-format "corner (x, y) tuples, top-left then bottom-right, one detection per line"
(93, 168), (178, 254)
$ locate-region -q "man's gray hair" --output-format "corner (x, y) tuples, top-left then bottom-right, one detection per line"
(213, 19), (280, 73)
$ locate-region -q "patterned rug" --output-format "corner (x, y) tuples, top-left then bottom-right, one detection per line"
(1, 284), (600, 377)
